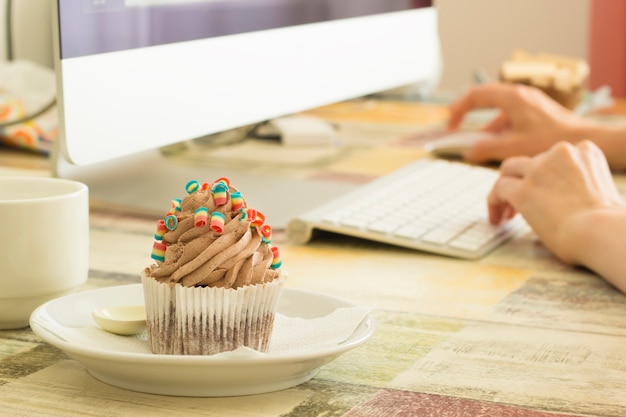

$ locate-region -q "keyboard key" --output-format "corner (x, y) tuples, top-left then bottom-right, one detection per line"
(393, 224), (431, 240)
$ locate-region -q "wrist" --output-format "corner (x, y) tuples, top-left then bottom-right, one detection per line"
(574, 124), (626, 169)
(564, 207), (626, 274)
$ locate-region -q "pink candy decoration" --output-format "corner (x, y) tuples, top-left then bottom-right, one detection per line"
(260, 224), (272, 243)
(251, 210), (265, 228)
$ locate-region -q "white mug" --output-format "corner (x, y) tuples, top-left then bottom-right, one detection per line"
(0, 176), (89, 329)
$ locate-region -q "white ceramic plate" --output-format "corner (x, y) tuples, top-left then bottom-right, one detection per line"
(29, 284), (374, 397)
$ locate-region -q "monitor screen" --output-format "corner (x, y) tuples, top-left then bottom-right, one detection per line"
(60, 0), (433, 59)
(53, 0), (438, 166)
(51, 0), (440, 227)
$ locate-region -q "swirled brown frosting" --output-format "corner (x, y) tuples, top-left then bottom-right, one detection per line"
(144, 179), (282, 289)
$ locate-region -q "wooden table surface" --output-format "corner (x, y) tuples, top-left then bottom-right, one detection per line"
(1, 99), (626, 417)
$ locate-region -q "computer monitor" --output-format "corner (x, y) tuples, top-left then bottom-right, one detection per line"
(51, 0), (441, 228)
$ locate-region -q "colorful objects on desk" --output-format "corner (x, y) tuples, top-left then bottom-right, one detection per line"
(0, 90), (57, 155)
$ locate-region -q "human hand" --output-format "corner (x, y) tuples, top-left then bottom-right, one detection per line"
(447, 82), (592, 164)
(487, 140), (625, 265)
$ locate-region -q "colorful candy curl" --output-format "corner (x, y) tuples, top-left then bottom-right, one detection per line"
(168, 198), (182, 214)
(251, 210), (265, 228)
(151, 241), (167, 262)
(260, 224), (272, 243)
(244, 208), (256, 223)
(270, 246), (282, 269)
(164, 215), (178, 231)
(211, 182), (228, 206)
(230, 191), (244, 211)
(194, 207), (209, 227)
(154, 219), (167, 241)
(185, 180), (200, 194)
(244, 208), (257, 223)
(210, 211), (226, 234)
(213, 177), (230, 187)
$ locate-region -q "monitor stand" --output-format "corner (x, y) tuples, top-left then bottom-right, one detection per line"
(51, 144), (356, 230)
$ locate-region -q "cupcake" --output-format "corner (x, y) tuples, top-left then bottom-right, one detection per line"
(142, 178), (284, 355)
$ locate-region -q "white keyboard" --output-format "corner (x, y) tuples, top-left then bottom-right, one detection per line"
(286, 158), (527, 259)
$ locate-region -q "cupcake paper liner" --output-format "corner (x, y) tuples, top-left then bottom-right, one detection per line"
(142, 274), (284, 355)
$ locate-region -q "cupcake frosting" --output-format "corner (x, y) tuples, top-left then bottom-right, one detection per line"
(145, 178), (282, 289)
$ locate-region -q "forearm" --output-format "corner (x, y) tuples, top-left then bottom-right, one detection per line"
(570, 208), (626, 294)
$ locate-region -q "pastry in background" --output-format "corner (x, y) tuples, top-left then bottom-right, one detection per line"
(500, 49), (589, 109)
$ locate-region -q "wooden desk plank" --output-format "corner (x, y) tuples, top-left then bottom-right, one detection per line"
(282, 240), (532, 320)
(389, 321), (626, 416)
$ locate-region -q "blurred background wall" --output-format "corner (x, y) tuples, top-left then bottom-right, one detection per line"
(435, 0), (589, 92)
(1, 0), (623, 98)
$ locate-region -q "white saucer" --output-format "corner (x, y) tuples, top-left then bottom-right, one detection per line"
(29, 284), (374, 397)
